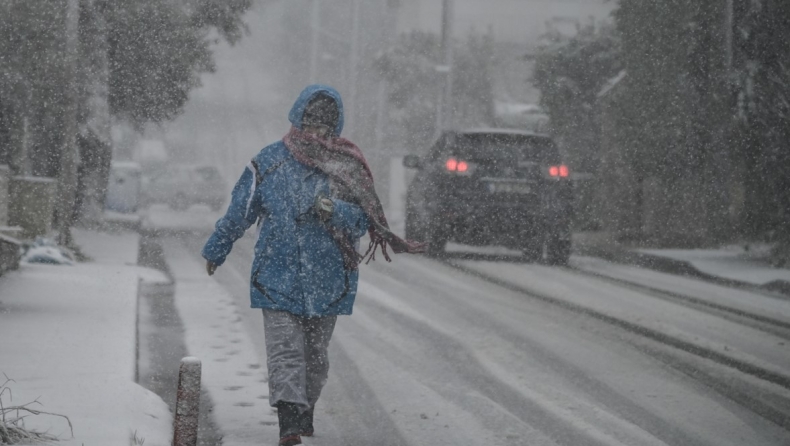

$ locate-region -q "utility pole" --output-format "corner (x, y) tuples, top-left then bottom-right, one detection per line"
(724, 0), (734, 70)
(435, 0), (454, 137)
(57, 0), (81, 246)
(348, 0), (361, 131)
(374, 0), (398, 152)
(309, 0), (320, 83)
(442, 0), (455, 131)
(76, 0), (113, 225)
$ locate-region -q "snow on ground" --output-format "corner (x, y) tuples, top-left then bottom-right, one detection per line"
(141, 204), (223, 233)
(162, 240), (277, 446)
(350, 280), (669, 446)
(452, 259), (790, 377)
(445, 242), (522, 257)
(348, 257), (790, 446)
(0, 229), (172, 445)
(640, 246), (790, 286)
(104, 210), (143, 226)
(73, 227), (139, 264)
(571, 256), (790, 322)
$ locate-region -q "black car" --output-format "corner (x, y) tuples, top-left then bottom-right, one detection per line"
(403, 129), (573, 264)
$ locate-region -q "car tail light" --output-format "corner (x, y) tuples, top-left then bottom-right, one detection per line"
(549, 165), (569, 178)
(446, 158), (473, 175)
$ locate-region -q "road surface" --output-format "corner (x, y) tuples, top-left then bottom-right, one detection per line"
(146, 206), (790, 446)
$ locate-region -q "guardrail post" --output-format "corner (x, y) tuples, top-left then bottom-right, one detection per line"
(173, 356), (202, 446)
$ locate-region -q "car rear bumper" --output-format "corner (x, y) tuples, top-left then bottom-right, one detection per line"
(434, 200), (571, 246)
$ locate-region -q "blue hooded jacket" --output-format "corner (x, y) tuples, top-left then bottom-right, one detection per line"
(202, 85), (369, 316)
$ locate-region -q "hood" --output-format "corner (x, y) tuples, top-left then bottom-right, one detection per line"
(288, 84), (345, 137)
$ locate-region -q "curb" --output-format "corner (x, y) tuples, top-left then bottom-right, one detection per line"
(575, 242), (790, 298)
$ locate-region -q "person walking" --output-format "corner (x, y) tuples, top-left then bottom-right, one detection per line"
(201, 85), (424, 446)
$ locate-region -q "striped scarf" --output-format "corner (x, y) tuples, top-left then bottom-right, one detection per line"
(283, 126), (426, 270)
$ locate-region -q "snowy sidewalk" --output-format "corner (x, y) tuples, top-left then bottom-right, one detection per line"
(0, 228), (171, 445)
(162, 240), (277, 446)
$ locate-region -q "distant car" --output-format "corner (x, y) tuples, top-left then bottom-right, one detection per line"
(403, 129), (573, 264)
(141, 165), (227, 211)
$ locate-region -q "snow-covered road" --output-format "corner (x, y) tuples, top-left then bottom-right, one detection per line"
(451, 258), (790, 387)
(168, 229), (790, 446)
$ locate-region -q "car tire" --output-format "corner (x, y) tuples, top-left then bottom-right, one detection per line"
(522, 238), (543, 263)
(425, 220), (447, 258)
(405, 205), (420, 241)
(546, 237), (571, 266)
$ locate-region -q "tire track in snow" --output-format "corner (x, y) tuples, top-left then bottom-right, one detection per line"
(566, 259), (790, 338)
(361, 256), (790, 440)
(350, 280), (689, 446)
(181, 233), (790, 445)
(442, 258), (790, 391)
(355, 265), (790, 446)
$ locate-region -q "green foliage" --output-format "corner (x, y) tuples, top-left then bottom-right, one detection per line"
(452, 32), (496, 129)
(616, 0), (790, 245)
(615, 0), (714, 177)
(0, 1), (68, 99)
(605, 0), (741, 243)
(375, 30), (495, 150)
(105, 0), (215, 126)
(375, 32), (441, 149)
(532, 22), (621, 171)
(1, 0), (252, 131)
(616, 0), (735, 174)
(106, 0), (253, 127)
(732, 0), (790, 239)
(190, 0), (252, 45)
(0, 0), (253, 178)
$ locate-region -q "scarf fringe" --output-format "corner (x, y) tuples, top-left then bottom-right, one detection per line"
(284, 126), (425, 270)
(361, 234), (392, 266)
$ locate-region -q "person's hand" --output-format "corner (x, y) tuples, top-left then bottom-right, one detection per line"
(206, 261), (218, 276)
(314, 196), (334, 222)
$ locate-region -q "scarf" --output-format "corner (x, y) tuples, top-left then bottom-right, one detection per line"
(283, 126), (426, 270)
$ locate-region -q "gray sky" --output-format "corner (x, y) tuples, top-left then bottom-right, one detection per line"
(158, 0), (616, 177)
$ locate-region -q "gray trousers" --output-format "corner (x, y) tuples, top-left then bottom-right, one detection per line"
(262, 310), (337, 411)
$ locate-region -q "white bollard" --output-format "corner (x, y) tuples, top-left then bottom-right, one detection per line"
(173, 357), (202, 446)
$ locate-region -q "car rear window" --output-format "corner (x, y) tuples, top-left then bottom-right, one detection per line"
(439, 133), (560, 164)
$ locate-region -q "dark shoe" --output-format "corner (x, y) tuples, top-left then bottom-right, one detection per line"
(278, 434), (302, 446)
(298, 408), (314, 437)
(277, 402), (301, 439)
